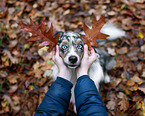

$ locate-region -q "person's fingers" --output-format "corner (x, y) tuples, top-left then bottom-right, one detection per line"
(90, 47), (95, 55)
(52, 47), (56, 61)
(89, 47), (97, 61)
(55, 45), (59, 57)
(88, 47), (92, 55)
(84, 44), (88, 57)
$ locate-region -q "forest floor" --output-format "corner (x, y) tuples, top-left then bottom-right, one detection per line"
(0, 0), (145, 116)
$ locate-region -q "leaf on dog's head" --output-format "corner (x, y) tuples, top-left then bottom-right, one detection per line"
(19, 18), (60, 51)
(81, 16), (109, 48)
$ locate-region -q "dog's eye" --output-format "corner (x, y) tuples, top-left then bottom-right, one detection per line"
(78, 44), (83, 49)
(61, 45), (67, 49)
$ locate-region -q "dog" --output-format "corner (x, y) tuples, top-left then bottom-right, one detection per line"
(51, 23), (125, 111)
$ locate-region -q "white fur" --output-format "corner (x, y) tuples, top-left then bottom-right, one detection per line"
(101, 23), (126, 40)
(88, 60), (104, 90)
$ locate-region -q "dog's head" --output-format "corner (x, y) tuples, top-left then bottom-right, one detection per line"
(57, 31), (84, 69)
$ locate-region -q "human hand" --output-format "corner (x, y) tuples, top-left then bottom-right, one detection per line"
(52, 45), (71, 81)
(76, 45), (97, 78)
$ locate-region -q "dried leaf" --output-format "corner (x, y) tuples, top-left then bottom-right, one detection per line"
(111, 78), (122, 88)
(128, 86), (138, 91)
(38, 46), (49, 56)
(107, 11), (116, 16)
(107, 47), (116, 56)
(117, 92), (125, 99)
(138, 87), (145, 94)
(127, 79), (135, 86)
(3, 50), (20, 64)
(7, 74), (19, 84)
(0, 71), (8, 78)
(117, 47), (128, 54)
(141, 69), (145, 78)
(81, 16), (109, 47)
(141, 44), (145, 53)
(12, 95), (20, 105)
(1, 54), (10, 66)
(63, 9), (70, 16)
(106, 100), (116, 110)
(19, 18), (60, 51)
(118, 93), (129, 112)
(131, 75), (143, 85)
(8, 39), (18, 48)
(8, 84), (18, 93)
(137, 31), (144, 39)
(1, 98), (9, 112)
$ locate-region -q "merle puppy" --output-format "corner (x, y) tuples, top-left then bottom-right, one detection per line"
(51, 31), (119, 108)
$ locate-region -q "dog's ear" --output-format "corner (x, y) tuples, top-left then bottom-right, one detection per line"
(19, 18), (60, 51)
(81, 16), (109, 48)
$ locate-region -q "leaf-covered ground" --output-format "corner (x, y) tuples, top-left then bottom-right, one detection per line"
(0, 0), (145, 116)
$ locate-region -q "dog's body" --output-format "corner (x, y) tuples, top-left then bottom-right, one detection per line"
(51, 24), (125, 109)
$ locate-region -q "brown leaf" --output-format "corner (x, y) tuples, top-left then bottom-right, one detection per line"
(7, 74), (19, 84)
(106, 100), (116, 110)
(118, 93), (129, 112)
(117, 47), (128, 54)
(111, 78), (122, 88)
(0, 71), (8, 78)
(138, 87), (145, 94)
(19, 18), (60, 51)
(131, 75), (143, 85)
(8, 84), (18, 93)
(127, 79), (135, 86)
(81, 16), (109, 48)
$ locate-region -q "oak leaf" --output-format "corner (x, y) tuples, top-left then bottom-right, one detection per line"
(81, 16), (109, 47)
(19, 18), (60, 51)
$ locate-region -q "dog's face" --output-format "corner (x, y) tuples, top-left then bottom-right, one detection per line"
(57, 31), (84, 69)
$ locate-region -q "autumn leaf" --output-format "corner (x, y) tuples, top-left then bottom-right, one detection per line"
(117, 92), (129, 112)
(137, 31), (144, 39)
(106, 100), (116, 110)
(81, 16), (109, 47)
(127, 79), (135, 86)
(131, 75), (143, 85)
(19, 18), (60, 51)
(128, 86), (138, 91)
(1, 0), (145, 115)
(111, 78), (122, 88)
(138, 87), (145, 94)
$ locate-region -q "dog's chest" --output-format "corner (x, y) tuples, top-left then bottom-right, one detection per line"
(51, 64), (77, 85)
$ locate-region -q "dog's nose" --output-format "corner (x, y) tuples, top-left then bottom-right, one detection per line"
(69, 56), (78, 64)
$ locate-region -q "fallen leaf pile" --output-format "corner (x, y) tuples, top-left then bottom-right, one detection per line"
(0, 0), (145, 116)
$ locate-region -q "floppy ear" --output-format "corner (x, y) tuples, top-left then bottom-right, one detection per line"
(81, 16), (109, 48)
(19, 18), (60, 51)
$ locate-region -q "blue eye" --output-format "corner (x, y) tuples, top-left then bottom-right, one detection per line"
(62, 45), (67, 49)
(78, 44), (83, 49)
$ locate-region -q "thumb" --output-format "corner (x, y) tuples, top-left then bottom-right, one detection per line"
(84, 44), (88, 57)
(89, 48), (97, 60)
(55, 45), (59, 57)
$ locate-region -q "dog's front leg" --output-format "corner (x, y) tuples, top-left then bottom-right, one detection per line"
(51, 64), (74, 81)
(88, 60), (104, 90)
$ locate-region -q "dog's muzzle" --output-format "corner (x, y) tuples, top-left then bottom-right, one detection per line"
(66, 55), (79, 68)
(69, 56), (78, 64)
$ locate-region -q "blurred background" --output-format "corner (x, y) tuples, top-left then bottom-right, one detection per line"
(0, 0), (145, 115)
